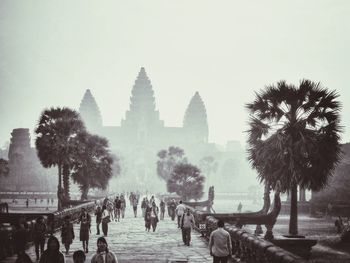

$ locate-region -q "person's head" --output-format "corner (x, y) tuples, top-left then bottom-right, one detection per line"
(36, 216), (44, 223)
(97, 237), (109, 253)
(97, 206), (101, 211)
(186, 208), (191, 215)
(102, 205), (106, 211)
(64, 215), (70, 222)
(179, 200), (182, 204)
(73, 250), (86, 263)
(47, 236), (60, 252)
(217, 220), (224, 228)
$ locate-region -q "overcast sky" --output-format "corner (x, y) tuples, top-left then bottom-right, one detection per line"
(0, 0), (349, 148)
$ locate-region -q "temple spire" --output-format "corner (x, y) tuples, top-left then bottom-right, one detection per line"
(183, 92), (209, 143)
(79, 89), (103, 133)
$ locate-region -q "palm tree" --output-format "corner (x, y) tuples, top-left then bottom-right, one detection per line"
(0, 158), (9, 177)
(35, 107), (86, 210)
(71, 133), (114, 200)
(246, 80), (342, 236)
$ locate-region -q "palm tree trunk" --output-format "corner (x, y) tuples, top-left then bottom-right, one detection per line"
(57, 164), (62, 210)
(289, 183), (298, 235)
(63, 164), (70, 200)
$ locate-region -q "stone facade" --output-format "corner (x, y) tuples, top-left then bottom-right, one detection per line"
(78, 68), (256, 192)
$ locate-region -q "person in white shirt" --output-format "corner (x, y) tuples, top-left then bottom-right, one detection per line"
(101, 205), (110, 236)
(209, 220), (232, 263)
(175, 200), (186, 228)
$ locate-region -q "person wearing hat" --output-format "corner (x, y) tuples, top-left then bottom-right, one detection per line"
(91, 237), (118, 263)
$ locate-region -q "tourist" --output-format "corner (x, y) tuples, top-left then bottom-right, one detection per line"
(180, 208), (195, 246)
(25, 199), (29, 208)
(144, 206), (151, 232)
(34, 198), (37, 204)
(95, 206), (102, 235)
(176, 200), (186, 228)
(13, 217), (28, 256)
(39, 236), (65, 263)
(33, 216), (47, 260)
(101, 205), (110, 236)
(73, 250), (86, 263)
(114, 196), (121, 222)
(120, 194), (126, 219)
(132, 195), (138, 217)
(107, 199), (115, 221)
(91, 237), (118, 263)
(237, 202), (243, 213)
(141, 198), (147, 217)
(78, 208), (91, 253)
(159, 199), (166, 220)
(209, 220), (232, 263)
(61, 215), (75, 255)
(150, 202), (159, 232)
(15, 251), (32, 263)
(169, 199), (177, 221)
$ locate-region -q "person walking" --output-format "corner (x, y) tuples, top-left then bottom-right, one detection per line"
(209, 220), (232, 263)
(91, 237), (118, 263)
(95, 206), (102, 235)
(120, 194), (126, 219)
(144, 206), (151, 232)
(101, 205), (110, 236)
(169, 199), (177, 221)
(33, 216), (47, 260)
(78, 208), (91, 253)
(114, 196), (121, 222)
(61, 215), (75, 255)
(159, 199), (165, 220)
(39, 236), (65, 263)
(176, 200), (186, 228)
(132, 196), (138, 217)
(181, 208), (195, 246)
(237, 202), (243, 213)
(141, 198), (147, 218)
(150, 202), (159, 232)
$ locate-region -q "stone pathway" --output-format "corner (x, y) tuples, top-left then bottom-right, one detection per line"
(4, 204), (213, 263)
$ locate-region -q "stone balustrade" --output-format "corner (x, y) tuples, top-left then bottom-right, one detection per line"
(205, 216), (306, 263)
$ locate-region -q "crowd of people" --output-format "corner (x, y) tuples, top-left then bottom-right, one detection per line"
(12, 192), (231, 263)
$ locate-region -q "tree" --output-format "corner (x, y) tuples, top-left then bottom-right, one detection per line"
(157, 146), (187, 181)
(71, 133), (114, 200)
(0, 158), (9, 177)
(35, 107), (86, 210)
(246, 80), (342, 236)
(167, 163), (205, 201)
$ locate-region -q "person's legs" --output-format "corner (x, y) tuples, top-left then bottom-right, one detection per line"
(40, 238), (45, 256)
(97, 222), (100, 235)
(34, 241), (39, 259)
(181, 228), (186, 244)
(177, 215), (181, 228)
(102, 222), (107, 236)
(213, 256), (220, 263)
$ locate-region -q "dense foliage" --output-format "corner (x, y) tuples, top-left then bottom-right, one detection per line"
(157, 146), (187, 181)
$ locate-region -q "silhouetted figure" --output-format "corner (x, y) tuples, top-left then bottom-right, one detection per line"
(73, 250), (86, 263)
(33, 216), (47, 260)
(39, 236), (65, 263)
(95, 206), (102, 235)
(237, 202), (243, 213)
(91, 237), (118, 263)
(61, 215), (75, 255)
(78, 208), (91, 253)
(15, 251), (32, 263)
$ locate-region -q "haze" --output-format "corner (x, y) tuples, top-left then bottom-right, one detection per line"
(1, 0), (349, 147)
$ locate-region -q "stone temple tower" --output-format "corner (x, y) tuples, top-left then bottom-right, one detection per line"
(8, 128), (32, 160)
(79, 89), (103, 133)
(183, 92), (209, 143)
(121, 67), (164, 142)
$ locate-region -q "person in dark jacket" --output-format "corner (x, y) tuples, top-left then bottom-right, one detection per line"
(95, 206), (102, 235)
(33, 216), (47, 260)
(78, 208), (91, 253)
(61, 215), (75, 255)
(39, 236), (65, 263)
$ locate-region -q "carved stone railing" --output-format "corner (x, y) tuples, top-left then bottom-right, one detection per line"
(206, 216), (306, 263)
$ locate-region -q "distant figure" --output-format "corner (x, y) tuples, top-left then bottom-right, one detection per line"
(95, 206), (102, 235)
(34, 198), (37, 204)
(151, 202), (159, 232)
(181, 208), (195, 246)
(40, 199), (43, 204)
(25, 199), (29, 208)
(13, 217), (28, 256)
(141, 198), (147, 217)
(51, 198), (54, 205)
(33, 216), (47, 260)
(120, 194), (126, 218)
(237, 202), (243, 213)
(47, 198), (50, 205)
(101, 205), (110, 236)
(91, 237), (118, 263)
(114, 196), (121, 222)
(159, 199), (166, 220)
(78, 208), (91, 253)
(61, 215), (75, 255)
(144, 206), (151, 232)
(73, 250), (86, 263)
(39, 236), (65, 263)
(131, 196), (138, 217)
(209, 220), (232, 263)
(169, 199), (177, 221)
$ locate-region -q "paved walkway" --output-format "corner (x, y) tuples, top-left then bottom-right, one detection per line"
(5, 204), (213, 263)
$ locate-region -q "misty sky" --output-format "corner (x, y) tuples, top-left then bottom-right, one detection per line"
(0, 1), (349, 148)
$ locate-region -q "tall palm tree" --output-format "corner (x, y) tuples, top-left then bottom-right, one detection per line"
(35, 107), (86, 210)
(71, 133), (114, 200)
(246, 80), (342, 236)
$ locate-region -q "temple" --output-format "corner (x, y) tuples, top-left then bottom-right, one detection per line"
(78, 67), (255, 192)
